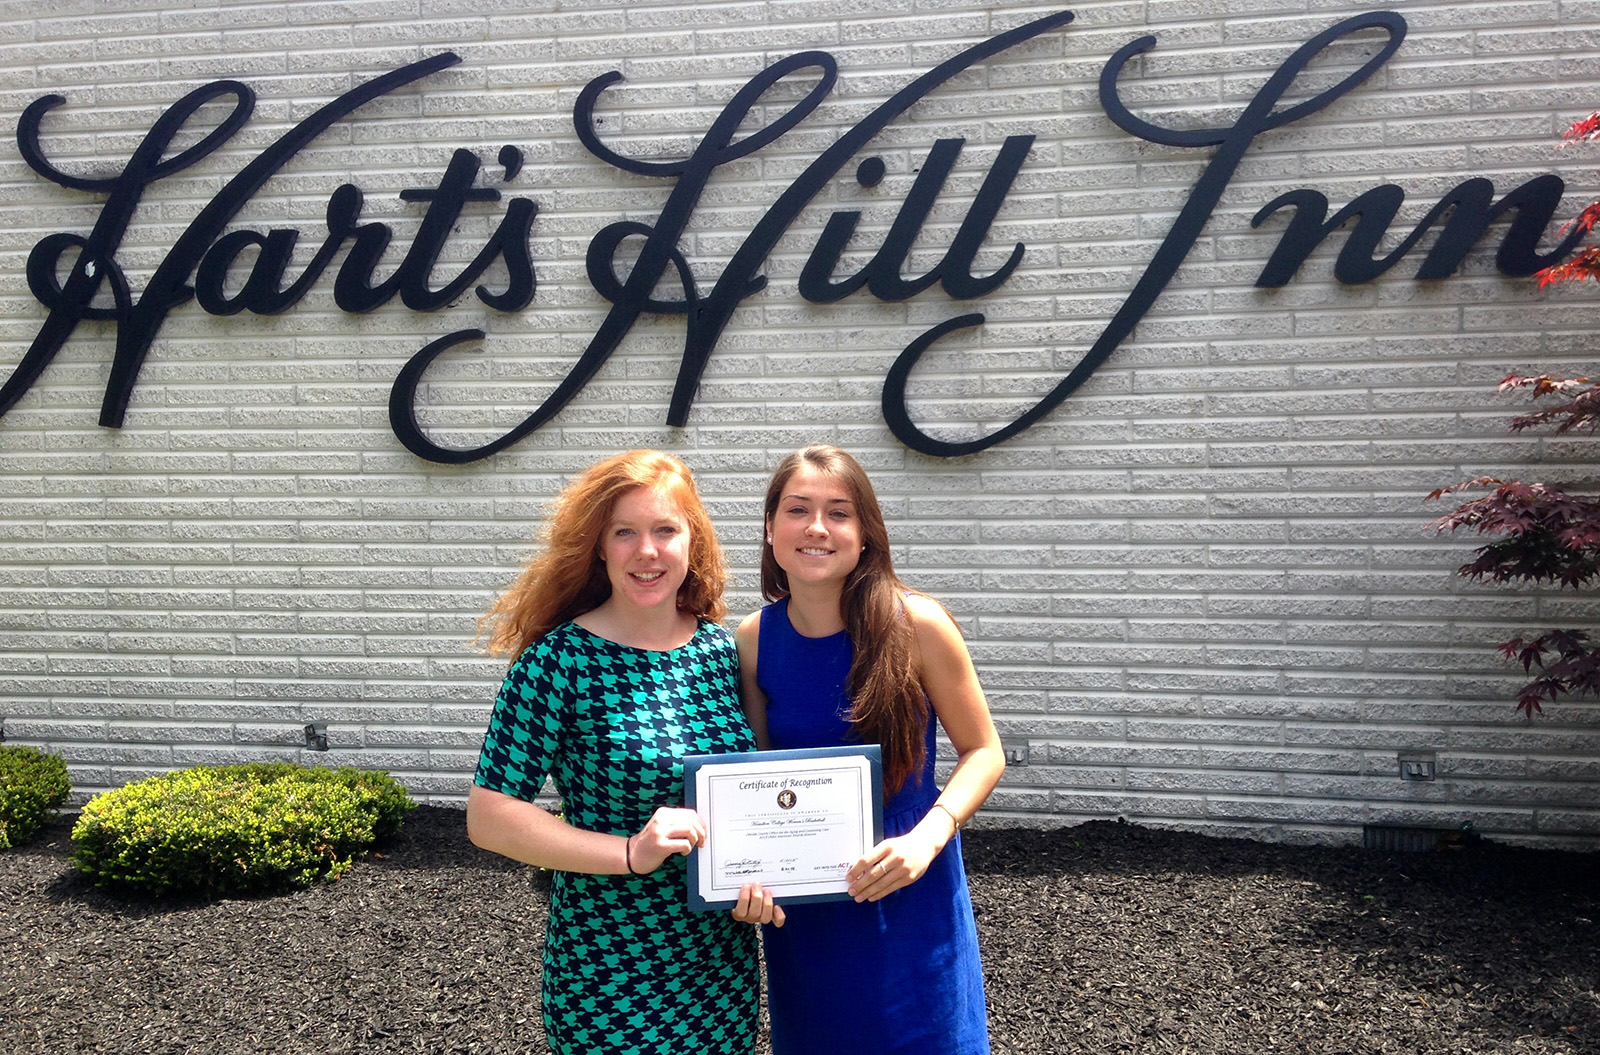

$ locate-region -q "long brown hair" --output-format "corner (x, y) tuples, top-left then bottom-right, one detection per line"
(760, 445), (929, 795)
(480, 450), (727, 659)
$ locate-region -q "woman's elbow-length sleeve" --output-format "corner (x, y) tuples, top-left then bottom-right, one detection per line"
(472, 638), (571, 803)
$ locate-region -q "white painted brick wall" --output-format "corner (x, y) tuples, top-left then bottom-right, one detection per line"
(2, 0), (1599, 845)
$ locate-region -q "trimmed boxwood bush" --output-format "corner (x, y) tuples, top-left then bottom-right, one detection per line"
(0, 746), (71, 849)
(70, 763), (415, 897)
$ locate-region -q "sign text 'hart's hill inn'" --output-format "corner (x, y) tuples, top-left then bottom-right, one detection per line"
(1, 11), (1586, 463)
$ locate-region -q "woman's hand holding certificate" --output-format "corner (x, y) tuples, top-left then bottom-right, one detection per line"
(625, 806), (706, 874)
(731, 882), (785, 927)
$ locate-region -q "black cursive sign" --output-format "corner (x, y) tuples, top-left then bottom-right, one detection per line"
(7, 52), (534, 431)
(389, 9), (1076, 462)
(4, 9), (1588, 463)
(885, 11), (1584, 455)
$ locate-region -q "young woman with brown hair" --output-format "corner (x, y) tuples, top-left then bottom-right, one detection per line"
(466, 449), (772, 1055)
(733, 444), (1005, 1055)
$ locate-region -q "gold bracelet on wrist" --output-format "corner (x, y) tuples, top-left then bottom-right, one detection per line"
(930, 802), (963, 833)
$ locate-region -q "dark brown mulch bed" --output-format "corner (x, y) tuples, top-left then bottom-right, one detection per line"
(2, 808), (1596, 1055)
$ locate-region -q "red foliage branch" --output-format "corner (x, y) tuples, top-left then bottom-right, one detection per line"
(1536, 244), (1600, 289)
(1499, 631), (1600, 717)
(1427, 478), (1600, 589)
(1499, 373), (1600, 434)
(1562, 111), (1600, 143)
(1535, 111), (1600, 288)
(1428, 376), (1600, 715)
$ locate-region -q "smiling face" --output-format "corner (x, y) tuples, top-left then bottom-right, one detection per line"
(599, 485), (692, 614)
(766, 463), (864, 589)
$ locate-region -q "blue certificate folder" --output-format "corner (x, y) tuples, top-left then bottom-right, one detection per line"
(683, 745), (884, 911)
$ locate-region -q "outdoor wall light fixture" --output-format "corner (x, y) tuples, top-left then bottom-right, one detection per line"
(1398, 751), (1437, 781)
(304, 724), (329, 752)
(1000, 738), (1030, 766)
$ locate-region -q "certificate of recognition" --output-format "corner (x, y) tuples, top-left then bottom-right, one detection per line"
(682, 745), (883, 911)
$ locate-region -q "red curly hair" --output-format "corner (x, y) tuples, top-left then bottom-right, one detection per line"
(480, 450), (727, 659)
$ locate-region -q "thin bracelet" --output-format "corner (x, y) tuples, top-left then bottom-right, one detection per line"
(624, 833), (643, 875)
(931, 802), (963, 832)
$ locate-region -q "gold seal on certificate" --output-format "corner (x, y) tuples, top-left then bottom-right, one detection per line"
(683, 745), (884, 910)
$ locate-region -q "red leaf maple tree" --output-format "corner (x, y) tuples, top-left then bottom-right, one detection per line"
(1428, 382), (1600, 715)
(1429, 113), (1600, 714)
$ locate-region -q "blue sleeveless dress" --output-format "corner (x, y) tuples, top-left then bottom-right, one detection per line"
(756, 598), (990, 1055)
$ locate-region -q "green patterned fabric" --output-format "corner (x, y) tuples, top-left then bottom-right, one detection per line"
(474, 620), (759, 1055)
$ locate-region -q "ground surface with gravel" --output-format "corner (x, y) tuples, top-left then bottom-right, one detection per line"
(2, 806), (1596, 1054)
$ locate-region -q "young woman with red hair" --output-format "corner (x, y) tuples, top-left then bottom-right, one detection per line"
(466, 449), (770, 1055)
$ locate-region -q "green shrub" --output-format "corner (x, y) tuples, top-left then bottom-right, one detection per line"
(0, 746), (71, 849)
(70, 763), (415, 897)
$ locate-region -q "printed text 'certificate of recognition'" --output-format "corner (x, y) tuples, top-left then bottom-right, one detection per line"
(683, 745), (883, 911)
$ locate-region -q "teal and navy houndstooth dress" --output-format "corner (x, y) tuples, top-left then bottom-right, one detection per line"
(473, 620), (759, 1055)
